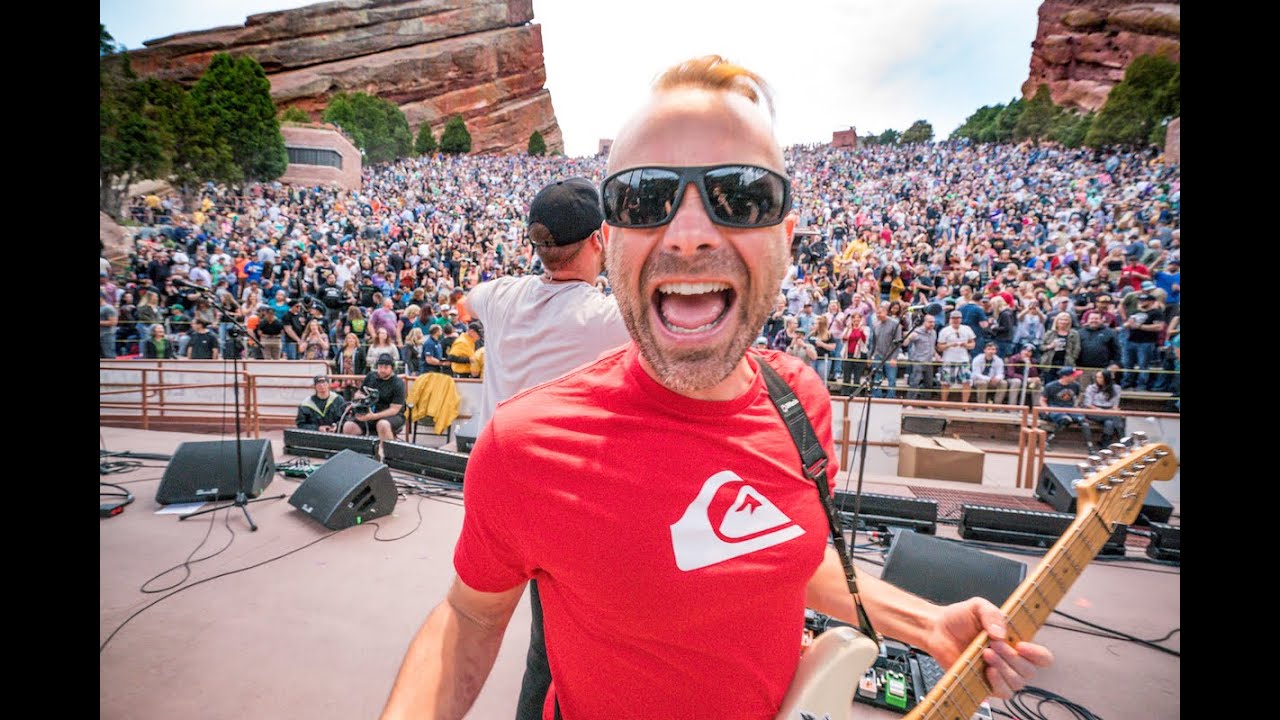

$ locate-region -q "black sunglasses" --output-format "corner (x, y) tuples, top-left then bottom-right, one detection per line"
(600, 164), (791, 229)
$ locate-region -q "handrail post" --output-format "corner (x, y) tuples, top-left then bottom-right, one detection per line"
(141, 370), (149, 431)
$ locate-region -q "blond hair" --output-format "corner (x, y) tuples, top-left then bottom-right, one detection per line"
(653, 55), (775, 122)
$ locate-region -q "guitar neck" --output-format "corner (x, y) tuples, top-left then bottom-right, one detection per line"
(905, 508), (1114, 720)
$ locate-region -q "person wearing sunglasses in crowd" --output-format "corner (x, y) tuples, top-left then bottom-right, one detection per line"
(379, 55), (1052, 720)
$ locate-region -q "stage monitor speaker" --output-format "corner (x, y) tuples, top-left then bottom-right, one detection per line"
(833, 490), (938, 534)
(901, 415), (948, 437)
(381, 440), (469, 483)
(156, 439), (275, 505)
(453, 417), (480, 454)
(1145, 521), (1181, 563)
(957, 504), (1127, 556)
(880, 530), (1027, 608)
(282, 428), (380, 460)
(1035, 462), (1173, 524)
(288, 450), (397, 529)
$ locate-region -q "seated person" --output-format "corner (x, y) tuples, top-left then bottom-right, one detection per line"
(343, 353), (407, 440)
(296, 374), (348, 433)
(1039, 366), (1094, 450)
(447, 321), (483, 377)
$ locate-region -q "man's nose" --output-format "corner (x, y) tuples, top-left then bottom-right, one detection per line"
(660, 182), (722, 256)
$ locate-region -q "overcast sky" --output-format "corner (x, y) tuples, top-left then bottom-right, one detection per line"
(100, 0), (1040, 157)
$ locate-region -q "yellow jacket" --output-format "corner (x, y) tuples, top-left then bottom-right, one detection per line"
(406, 372), (460, 435)
(448, 333), (477, 376)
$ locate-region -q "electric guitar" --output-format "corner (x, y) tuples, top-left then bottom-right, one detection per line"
(776, 434), (1178, 720)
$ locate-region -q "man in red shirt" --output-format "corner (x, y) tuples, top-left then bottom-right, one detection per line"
(1118, 253), (1151, 293)
(379, 55), (1053, 720)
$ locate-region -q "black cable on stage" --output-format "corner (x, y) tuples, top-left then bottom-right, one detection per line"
(100, 525), (345, 654)
(367, 494), (426, 542)
(1001, 685), (1103, 720)
(1049, 609), (1180, 657)
(139, 504), (238, 594)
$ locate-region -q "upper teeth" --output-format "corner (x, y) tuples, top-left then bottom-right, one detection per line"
(658, 282), (730, 295)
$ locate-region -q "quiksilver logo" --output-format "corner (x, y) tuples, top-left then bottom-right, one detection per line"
(670, 470), (804, 571)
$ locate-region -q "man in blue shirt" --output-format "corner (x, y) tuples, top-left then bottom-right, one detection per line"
(1154, 260), (1179, 314)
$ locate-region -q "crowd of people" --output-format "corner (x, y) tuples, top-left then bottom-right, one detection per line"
(99, 136), (1180, 421)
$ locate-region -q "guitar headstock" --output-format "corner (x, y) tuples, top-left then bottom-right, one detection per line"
(1073, 431), (1178, 528)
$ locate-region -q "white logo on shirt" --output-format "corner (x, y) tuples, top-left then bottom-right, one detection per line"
(670, 470), (805, 571)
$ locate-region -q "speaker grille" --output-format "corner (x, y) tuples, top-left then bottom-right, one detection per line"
(288, 450), (397, 529)
(156, 440), (274, 505)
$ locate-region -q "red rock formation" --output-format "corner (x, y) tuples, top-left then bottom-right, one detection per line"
(128, 0), (562, 155)
(1023, 2), (1179, 112)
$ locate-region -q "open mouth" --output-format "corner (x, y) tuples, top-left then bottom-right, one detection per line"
(653, 282), (737, 335)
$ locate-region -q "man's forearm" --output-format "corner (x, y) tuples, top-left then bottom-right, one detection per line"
(381, 596), (511, 719)
(806, 548), (937, 649)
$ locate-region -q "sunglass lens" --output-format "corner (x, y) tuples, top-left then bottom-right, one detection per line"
(603, 168), (682, 227)
(702, 166), (787, 227)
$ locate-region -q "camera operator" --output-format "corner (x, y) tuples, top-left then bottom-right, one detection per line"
(342, 353), (406, 440)
(296, 374), (348, 432)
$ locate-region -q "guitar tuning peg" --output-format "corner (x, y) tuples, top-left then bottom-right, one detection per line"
(1131, 463), (1146, 472)
(1109, 443), (1128, 454)
(1120, 435), (1134, 447)
(1098, 449), (1114, 462)
(1154, 449), (1169, 459)
(1132, 431), (1148, 446)
(1096, 483), (1113, 492)
(1087, 455), (1104, 468)
(1144, 455), (1158, 464)
(1076, 462), (1093, 477)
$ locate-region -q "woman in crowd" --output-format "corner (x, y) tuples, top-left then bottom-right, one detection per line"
(142, 324), (178, 359)
(989, 296), (1017, 358)
(808, 314), (836, 382)
(366, 326), (399, 369)
(841, 311), (870, 389)
(1083, 369), (1125, 448)
(402, 327), (427, 375)
(1040, 311), (1080, 373)
(298, 319), (330, 362)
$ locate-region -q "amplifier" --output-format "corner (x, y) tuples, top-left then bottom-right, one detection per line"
(1145, 521), (1181, 562)
(957, 504), (1128, 556)
(833, 490), (938, 534)
(381, 440), (468, 483)
(283, 429), (380, 460)
(1035, 462), (1173, 524)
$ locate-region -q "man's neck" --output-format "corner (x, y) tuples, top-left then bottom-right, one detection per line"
(637, 353), (756, 403)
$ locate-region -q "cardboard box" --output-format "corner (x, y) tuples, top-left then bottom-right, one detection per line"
(897, 434), (985, 484)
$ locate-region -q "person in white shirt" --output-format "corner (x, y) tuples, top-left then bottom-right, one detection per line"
(937, 309), (976, 402)
(465, 178), (631, 720)
(969, 341), (1008, 405)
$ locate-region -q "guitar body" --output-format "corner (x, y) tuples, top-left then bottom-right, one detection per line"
(775, 626), (880, 720)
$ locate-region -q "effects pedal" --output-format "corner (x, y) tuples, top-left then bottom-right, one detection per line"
(883, 670), (909, 710)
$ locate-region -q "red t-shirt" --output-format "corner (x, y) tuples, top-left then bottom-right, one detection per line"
(454, 344), (839, 720)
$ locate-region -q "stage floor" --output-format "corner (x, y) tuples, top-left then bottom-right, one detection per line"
(100, 427), (1179, 720)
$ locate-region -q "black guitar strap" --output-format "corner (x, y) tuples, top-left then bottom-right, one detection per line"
(756, 355), (879, 642)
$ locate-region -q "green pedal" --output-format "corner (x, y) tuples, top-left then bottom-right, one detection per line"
(883, 670), (908, 710)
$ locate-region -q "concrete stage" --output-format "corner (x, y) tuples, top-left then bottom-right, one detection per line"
(100, 427), (1179, 720)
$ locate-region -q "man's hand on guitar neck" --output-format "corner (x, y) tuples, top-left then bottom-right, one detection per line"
(806, 547), (1054, 700)
(925, 597), (1055, 699)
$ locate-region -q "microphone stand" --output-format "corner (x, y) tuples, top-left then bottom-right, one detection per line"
(836, 308), (931, 534)
(177, 282), (285, 531)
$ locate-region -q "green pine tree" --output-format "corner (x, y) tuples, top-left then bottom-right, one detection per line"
(323, 92), (413, 164)
(439, 115), (472, 154)
(877, 128), (901, 145)
(527, 130), (546, 156)
(190, 54), (287, 182)
(415, 122), (437, 154)
(900, 120), (934, 144)
(1014, 85), (1062, 142)
(1085, 53), (1179, 148)
(281, 106), (310, 123)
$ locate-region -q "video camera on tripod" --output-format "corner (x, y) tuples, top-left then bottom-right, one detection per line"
(351, 387), (381, 414)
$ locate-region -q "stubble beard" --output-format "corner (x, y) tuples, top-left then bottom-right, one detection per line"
(606, 236), (789, 394)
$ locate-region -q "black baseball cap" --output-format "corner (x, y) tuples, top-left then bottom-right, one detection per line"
(375, 353), (396, 367)
(528, 177), (604, 247)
